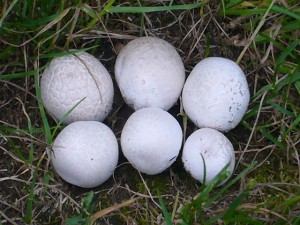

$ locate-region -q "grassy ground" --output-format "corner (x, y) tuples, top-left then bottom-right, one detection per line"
(0, 0), (299, 224)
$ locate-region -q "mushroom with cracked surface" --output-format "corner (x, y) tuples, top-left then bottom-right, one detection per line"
(182, 57), (250, 132)
(182, 128), (235, 187)
(41, 52), (114, 124)
(121, 107), (183, 175)
(115, 36), (186, 111)
(51, 121), (119, 188)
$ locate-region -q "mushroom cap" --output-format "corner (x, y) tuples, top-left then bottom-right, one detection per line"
(115, 37), (185, 111)
(182, 57), (250, 132)
(121, 107), (183, 175)
(51, 121), (119, 188)
(182, 128), (235, 187)
(41, 52), (114, 124)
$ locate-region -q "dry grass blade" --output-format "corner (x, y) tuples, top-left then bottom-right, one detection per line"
(0, 0), (17, 28)
(238, 203), (288, 221)
(236, 91), (268, 169)
(236, 0), (276, 64)
(89, 197), (140, 225)
(20, 7), (71, 47)
(74, 53), (104, 103)
(0, 210), (19, 225)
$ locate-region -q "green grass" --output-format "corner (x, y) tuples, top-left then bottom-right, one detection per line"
(158, 162), (258, 224)
(0, 0), (299, 224)
(66, 191), (95, 225)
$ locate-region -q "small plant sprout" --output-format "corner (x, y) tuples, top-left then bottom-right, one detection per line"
(41, 52), (114, 124)
(182, 57), (250, 132)
(182, 128), (235, 187)
(114, 36), (186, 111)
(51, 121), (119, 188)
(121, 107), (183, 175)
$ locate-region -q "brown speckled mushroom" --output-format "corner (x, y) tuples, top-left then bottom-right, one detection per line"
(121, 107), (183, 175)
(182, 128), (235, 187)
(182, 57), (250, 132)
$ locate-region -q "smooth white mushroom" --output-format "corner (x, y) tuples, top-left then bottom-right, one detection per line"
(115, 37), (185, 111)
(121, 107), (183, 175)
(51, 121), (119, 188)
(41, 52), (114, 124)
(182, 128), (235, 187)
(182, 57), (250, 132)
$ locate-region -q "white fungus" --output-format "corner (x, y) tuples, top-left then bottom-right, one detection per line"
(41, 52), (114, 124)
(182, 128), (235, 187)
(121, 107), (183, 175)
(51, 121), (119, 188)
(115, 36), (185, 111)
(182, 57), (250, 132)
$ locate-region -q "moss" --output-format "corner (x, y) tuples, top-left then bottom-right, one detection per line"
(253, 164), (298, 185)
(136, 181), (147, 193)
(149, 175), (171, 193)
(133, 172), (172, 194)
(250, 148), (299, 184)
(252, 166), (275, 183)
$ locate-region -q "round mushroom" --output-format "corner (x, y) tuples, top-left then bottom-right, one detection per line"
(121, 107), (183, 175)
(182, 57), (250, 132)
(41, 52), (114, 124)
(51, 121), (119, 188)
(182, 128), (235, 187)
(115, 36), (185, 111)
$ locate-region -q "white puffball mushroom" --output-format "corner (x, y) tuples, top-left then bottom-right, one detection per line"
(115, 37), (185, 111)
(121, 107), (183, 175)
(182, 57), (250, 132)
(182, 128), (235, 187)
(41, 52), (114, 124)
(51, 121), (119, 188)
